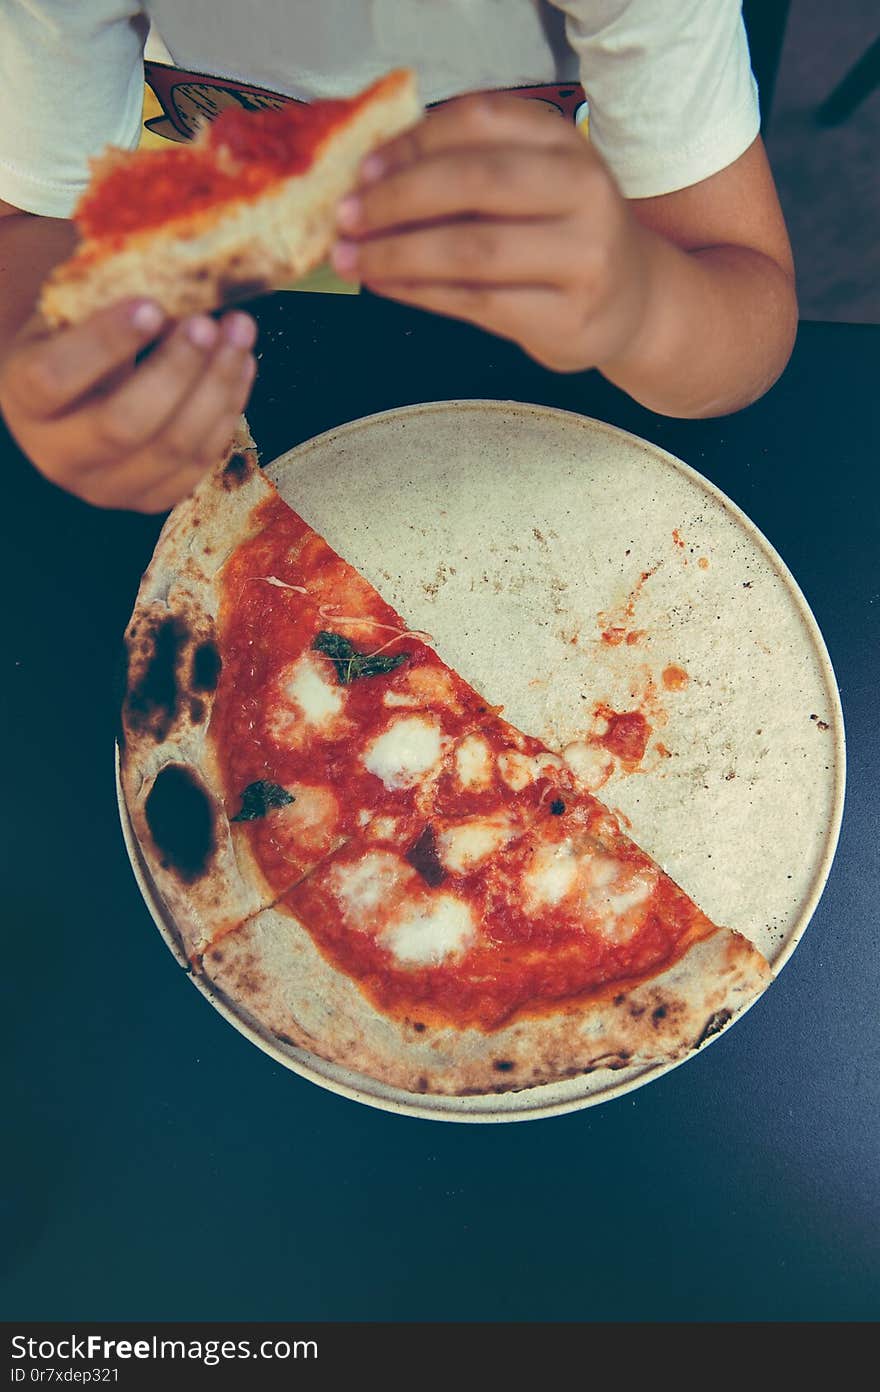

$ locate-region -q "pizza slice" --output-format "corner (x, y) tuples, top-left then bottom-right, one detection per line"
(40, 69), (420, 328)
(201, 723), (771, 1093)
(120, 426), (498, 954)
(207, 486), (501, 898)
(121, 440), (773, 1094)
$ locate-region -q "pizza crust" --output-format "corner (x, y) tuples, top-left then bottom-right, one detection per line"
(119, 425), (285, 956)
(201, 904), (772, 1095)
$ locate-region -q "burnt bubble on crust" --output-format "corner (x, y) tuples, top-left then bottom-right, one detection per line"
(221, 451), (253, 490)
(125, 614), (187, 742)
(695, 1008), (733, 1048)
(145, 764), (217, 881)
(405, 824), (446, 887)
(192, 639), (221, 692)
(493, 1059), (516, 1073)
(218, 277), (273, 306)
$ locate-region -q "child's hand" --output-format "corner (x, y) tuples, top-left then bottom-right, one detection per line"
(331, 94), (651, 373)
(0, 300), (257, 512)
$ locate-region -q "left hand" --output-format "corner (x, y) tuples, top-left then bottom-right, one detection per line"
(331, 94), (653, 373)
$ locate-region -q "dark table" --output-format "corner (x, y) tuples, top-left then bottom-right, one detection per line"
(2, 295), (878, 1323)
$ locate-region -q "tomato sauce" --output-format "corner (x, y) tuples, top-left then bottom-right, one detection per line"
(78, 82), (377, 238)
(598, 708), (651, 763)
(210, 504), (705, 1032)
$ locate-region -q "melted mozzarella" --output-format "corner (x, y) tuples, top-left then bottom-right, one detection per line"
(563, 739), (615, 790)
(455, 734), (493, 790)
(382, 665), (460, 711)
(363, 715), (447, 789)
(329, 850), (411, 918)
(364, 815), (402, 842)
(383, 894), (476, 966)
(498, 749), (564, 792)
(271, 785), (339, 854)
(438, 815), (515, 873)
(269, 653), (346, 742)
(586, 859), (656, 942)
(523, 838), (579, 911)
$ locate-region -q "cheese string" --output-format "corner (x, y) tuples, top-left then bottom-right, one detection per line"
(316, 605), (434, 656)
(251, 575), (309, 593)
(239, 580), (434, 658)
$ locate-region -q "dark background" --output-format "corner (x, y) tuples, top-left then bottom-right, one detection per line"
(2, 293), (878, 1321)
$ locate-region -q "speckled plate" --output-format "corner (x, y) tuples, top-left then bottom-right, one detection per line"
(118, 400), (845, 1121)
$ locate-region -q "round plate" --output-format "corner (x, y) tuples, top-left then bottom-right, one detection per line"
(118, 400), (845, 1122)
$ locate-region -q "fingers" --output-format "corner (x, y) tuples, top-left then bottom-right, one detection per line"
(333, 218), (571, 287)
(75, 315), (257, 510)
(368, 93), (576, 178)
(81, 310), (256, 462)
(7, 298), (166, 416)
(338, 146), (582, 236)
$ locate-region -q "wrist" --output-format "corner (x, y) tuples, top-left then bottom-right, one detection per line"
(593, 221), (679, 388)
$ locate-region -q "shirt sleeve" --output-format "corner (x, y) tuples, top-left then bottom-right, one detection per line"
(549, 0), (761, 198)
(0, 1), (148, 217)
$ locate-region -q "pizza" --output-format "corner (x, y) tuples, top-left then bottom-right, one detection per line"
(119, 426), (773, 1097)
(40, 69), (420, 328)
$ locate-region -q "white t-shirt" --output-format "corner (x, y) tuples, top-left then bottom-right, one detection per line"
(0, 0), (760, 218)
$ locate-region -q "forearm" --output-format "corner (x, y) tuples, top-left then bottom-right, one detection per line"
(0, 211), (77, 356)
(599, 226), (798, 418)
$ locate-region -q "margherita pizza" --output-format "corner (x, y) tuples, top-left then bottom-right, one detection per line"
(119, 426), (772, 1097)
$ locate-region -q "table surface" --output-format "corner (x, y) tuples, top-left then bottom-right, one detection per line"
(2, 295), (878, 1322)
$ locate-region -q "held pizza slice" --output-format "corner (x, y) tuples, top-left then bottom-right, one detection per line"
(40, 69), (420, 327)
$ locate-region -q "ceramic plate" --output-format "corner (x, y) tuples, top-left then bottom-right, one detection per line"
(118, 400), (845, 1121)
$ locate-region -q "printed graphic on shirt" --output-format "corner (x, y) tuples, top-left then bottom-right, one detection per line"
(143, 61), (588, 143)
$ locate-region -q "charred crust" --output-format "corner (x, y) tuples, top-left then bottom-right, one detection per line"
(652, 1004), (668, 1026)
(221, 451), (252, 490)
(144, 763), (217, 881)
(629, 1004), (646, 1018)
(125, 614), (188, 742)
(493, 1059), (515, 1072)
(549, 799), (566, 815)
(219, 276), (272, 305)
(695, 1008), (733, 1048)
(412, 1021), (426, 1033)
(405, 824), (446, 888)
(585, 1052), (631, 1073)
(189, 696), (206, 724)
(192, 639), (222, 691)
(416, 1075), (429, 1094)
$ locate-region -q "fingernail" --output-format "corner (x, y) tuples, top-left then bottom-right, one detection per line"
(359, 153), (384, 184)
(222, 311), (257, 349)
(336, 195), (361, 232)
(331, 240), (359, 274)
(131, 300), (163, 334)
(186, 315), (218, 349)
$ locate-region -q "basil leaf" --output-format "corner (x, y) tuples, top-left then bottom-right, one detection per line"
(312, 630), (409, 685)
(231, 780), (295, 822)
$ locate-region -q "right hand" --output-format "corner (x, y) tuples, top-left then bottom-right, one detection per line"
(0, 298), (258, 512)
